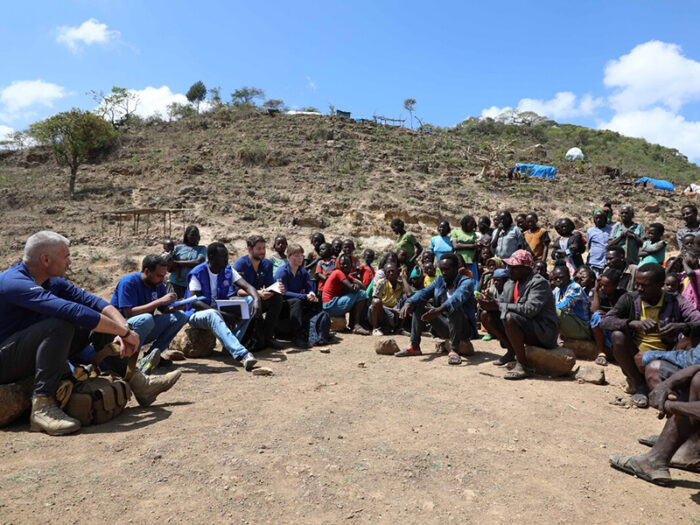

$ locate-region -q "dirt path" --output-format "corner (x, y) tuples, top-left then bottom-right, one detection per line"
(1, 335), (699, 524)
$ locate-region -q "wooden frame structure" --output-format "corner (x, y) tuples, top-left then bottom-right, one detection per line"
(372, 115), (406, 126)
(100, 208), (189, 237)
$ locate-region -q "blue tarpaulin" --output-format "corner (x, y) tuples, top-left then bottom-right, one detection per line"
(515, 163), (558, 179)
(634, 177), (674, 192)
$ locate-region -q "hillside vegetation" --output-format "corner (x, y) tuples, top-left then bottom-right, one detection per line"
(0, 108), (695, 294)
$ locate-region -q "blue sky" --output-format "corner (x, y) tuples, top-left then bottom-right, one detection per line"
(3, 1), (700, 160)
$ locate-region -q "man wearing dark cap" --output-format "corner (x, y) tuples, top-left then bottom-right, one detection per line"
(478, 249), (559, 379)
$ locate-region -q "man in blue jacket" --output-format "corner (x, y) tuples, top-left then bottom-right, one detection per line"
(398, 253), (477, 364)
(185, 242), (262, 370)
(0, 231), (179, 436)
(110, 254), (189, 373)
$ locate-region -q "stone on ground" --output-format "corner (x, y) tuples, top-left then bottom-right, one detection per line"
(374, 338), (400, 355)
(575, 365), (606, 385)
(252, 367), (274, 376)
(330, 316), (347, 332)
(0, 377), (34, 428)
(525, 345), (576, 377)
(562, 338), (599, 360)
(171, 326), (216, 358)
(446, 340), (475, 356)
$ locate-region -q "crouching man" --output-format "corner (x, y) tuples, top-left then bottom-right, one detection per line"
(185, 242), (262, 370)
(0, 232), (181, 436)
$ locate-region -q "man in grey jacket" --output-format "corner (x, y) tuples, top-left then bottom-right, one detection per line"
(478, 250), (559, 380)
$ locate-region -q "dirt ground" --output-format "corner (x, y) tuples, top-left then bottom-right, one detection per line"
(1, 333), (699, 524)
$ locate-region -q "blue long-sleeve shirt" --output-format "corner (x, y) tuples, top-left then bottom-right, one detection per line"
(0, 262), (109, 345)
(274, 263), (314, 299)
(406, 273), (476, 319)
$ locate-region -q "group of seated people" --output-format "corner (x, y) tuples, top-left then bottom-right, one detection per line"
(2, 202), (700, 488)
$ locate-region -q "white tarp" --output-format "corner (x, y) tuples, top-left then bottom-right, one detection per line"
(565, 147), (584, 161)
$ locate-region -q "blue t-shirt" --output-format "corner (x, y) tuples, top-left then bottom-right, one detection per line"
(0, 262), (109, 345)
(110, 272), (166, 317)
(429, 235), (454, 263)
(586, 224), (612, 268)
(233, 256), (274, 290)
(274, 263), (315, 299)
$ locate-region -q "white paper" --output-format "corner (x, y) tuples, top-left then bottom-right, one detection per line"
(264, 281), (283, 294)
(216, 298), (250, 319)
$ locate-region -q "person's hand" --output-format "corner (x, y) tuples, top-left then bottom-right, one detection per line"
(629, 319), (657, 332)
(649, 382), (674, 412)
(420, 305), (441, 322)
(594, 276), (602, 292)
(114, 330), (140, 358)
(661, 393), (679, 418)
(351, 282), (360, 292)
(659, 322), (687, 337)
(277, 282), (286, 295)
(259, 290), (273, 301)
(307, 292), (318, 303)
(478, 295), (499, 311)
(399, 302), (412, 320)
(158, 292), (177, 307)
(250, 298), (262, 318)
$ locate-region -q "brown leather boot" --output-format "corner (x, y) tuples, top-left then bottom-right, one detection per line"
(129, 369), (182, 407)
(30, 395), (81, 436)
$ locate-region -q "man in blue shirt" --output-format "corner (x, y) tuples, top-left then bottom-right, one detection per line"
(233, 235), (285, 350)
(398, 253), (477, 364)
(586, 209), (613, 275)
(186, 242), (262, 370)
(0, 232), (179, 436)
(110, 254), (189, 373)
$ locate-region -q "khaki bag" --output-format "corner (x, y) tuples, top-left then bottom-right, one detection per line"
(63, 344), (136, 427)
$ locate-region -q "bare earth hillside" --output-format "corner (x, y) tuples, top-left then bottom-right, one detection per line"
(1, 113), (699, 523)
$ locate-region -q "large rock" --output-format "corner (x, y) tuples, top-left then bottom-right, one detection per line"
(575, 365), (606, 385)
(330, 316), (347, 332)
(171, 326), (216, 358)
(374, 338), (400, 355)
(562, 339), (599, 360)
(525, 345), (576, 377)
(0, 377), (33, 428)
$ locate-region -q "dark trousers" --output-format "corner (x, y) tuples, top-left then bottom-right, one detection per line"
(410, 302), (470, 350)
(0, 318), (111, 397)
(262, 294), (283, 341)
(283, 297), (322, 340)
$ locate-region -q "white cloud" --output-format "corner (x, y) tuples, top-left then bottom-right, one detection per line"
(604, 41), (700, 112)
(480, 92), (601, 121)
(57, 18), (121, 52)
(0, 80), (66, 118)
(94, 86), (189, 120)
(600, 107), (700, 161)
(0, 125), (14, 142)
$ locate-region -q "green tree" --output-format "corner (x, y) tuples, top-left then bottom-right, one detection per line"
(166, 102), (196, 121)
(262, 99), (287, 112)
(231, 86), (265, 107)
(403, 98), (417, 129)
(29, 110), (117, 198)
(90, 86), (139, 127)
(186, 81), (207, 112)
(208, 86), (223, 109)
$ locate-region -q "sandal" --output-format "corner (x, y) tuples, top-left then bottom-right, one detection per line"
(504, 366), (531, 380)
(608, 455), (672, 486)
(447, 351), (461, 365)
(493, 355), (515, 367)
(352, 326), (370, 336)
(595, 353), (608, 366)
(638, 434), (659, 448)
(630, 393), (649, 408)
(395, 346), (422, 357)
(481, 334), (493, 341)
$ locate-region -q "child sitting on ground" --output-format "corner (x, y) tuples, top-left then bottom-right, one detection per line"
(638, 222), (667, 266)
(664, 272), (682, 294)
(161, 239), (175, 272)
(533, 259), (549, 281)
(590, 268), (626, 366)
(270, 235), (288, 274)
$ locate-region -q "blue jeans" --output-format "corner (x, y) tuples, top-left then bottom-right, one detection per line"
(323, 291), (366, 316)
(188, 305), (252, 359)
(128, 311), (189, 352)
